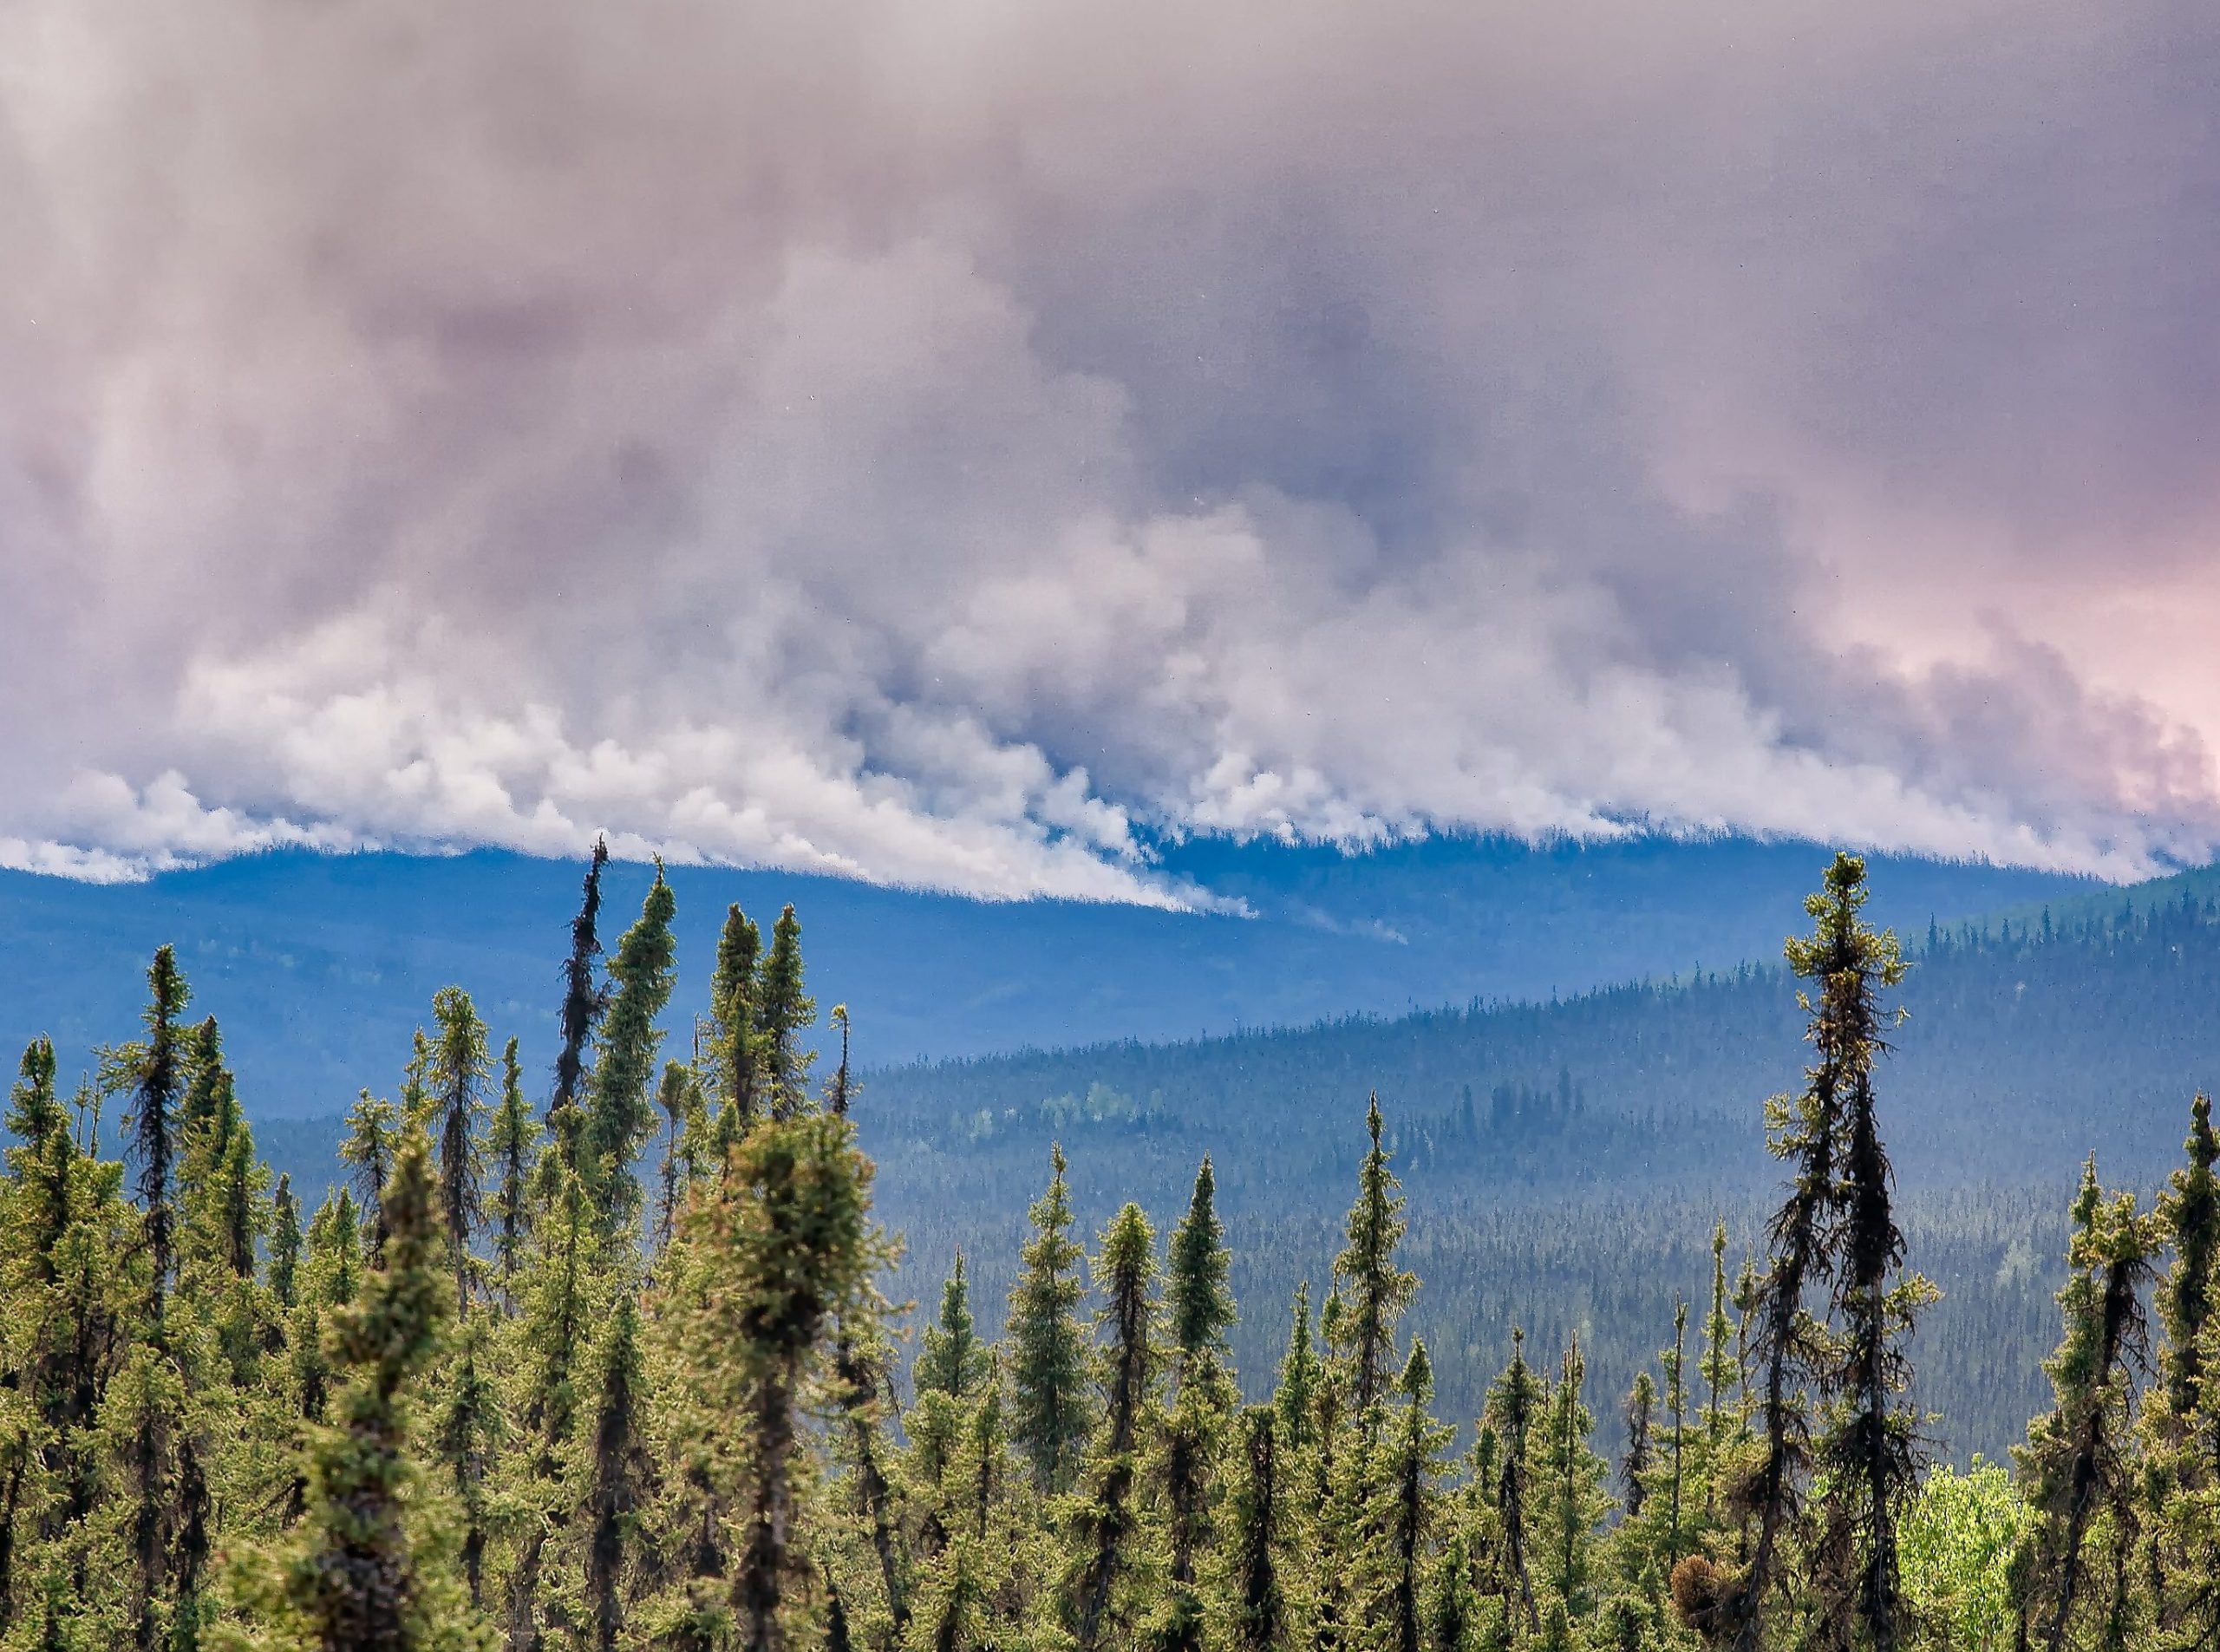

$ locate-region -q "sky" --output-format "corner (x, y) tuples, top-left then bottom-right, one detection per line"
(1, 0), (2214, 900)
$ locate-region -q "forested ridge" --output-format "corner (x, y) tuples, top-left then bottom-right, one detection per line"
(3, 847), (2217, 1650)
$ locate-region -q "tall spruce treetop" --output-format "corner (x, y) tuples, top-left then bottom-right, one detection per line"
(486, 1035), (536, 1314)
(341, 1089), (400, 1259)
(1166, 1155), (1236, 1385)
(1091, 1202), (1162, 1456)
(1273, 1283), (1322, 1457)
(179, 1016), (225, 1149)
(426, 986), (492, 1314)
(2158, 1092), (2219, 1419)
(584, 864), (679, 1228)
(755, 904), (815, 1120)
(270, 1173), (304, 1310)
(117, 944), (191, 1316)
(1332, 1094), (1416, 1417)
(1730, 852), (1908, 1652)
(711, 902), (763, 1132)
(553, 836), (613, 1127)
(917, 1250), (991, 1401)
(1009, 1143), (1093, 1492)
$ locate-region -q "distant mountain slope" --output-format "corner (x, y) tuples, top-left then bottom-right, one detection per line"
(865, 888), (2220, 1189)
(0, 835), (2086, 1114)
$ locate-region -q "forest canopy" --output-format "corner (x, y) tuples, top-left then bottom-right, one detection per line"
(1, 849), (2214, 1651)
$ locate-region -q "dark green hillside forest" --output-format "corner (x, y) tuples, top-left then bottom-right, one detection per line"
(6, 849), (2219, 1650)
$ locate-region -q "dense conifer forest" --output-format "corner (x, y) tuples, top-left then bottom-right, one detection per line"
(4, 847), (2217, 1649)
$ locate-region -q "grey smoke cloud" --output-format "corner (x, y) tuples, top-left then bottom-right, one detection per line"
(1, 0), (2213, 896)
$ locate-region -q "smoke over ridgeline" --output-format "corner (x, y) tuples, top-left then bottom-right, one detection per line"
(3, 0), (2215, 894)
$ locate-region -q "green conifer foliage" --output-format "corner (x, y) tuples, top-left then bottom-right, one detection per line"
(433, 1318), (502, 1610)
(486, 1037), (537, 1314)
(1331, 1096), (1416, 1419)
(584, 866), (678, 1230)
(710, 902), (763, 1132)
(1009, 1146), (1092, 1494)
(2013, 1160), (2158, 1652)
(270, 1175), (304, 1312)
(830, 1315), (907, 1641)
(341, 1091), (400, 1260)
(1619, 1369), (1655, 1541)
(506, 1152), (598, 1652)
(584, 1292), (651, 1652)
(1065, 1201), (1163, 1652)
(2156, 1092), (2218, 1422)
(1272, 1285), (1321, 1461)
(754, 904), (816, 1121)
(1728, 853), (1910, 1652)
(283, 1127), (460, 1652)
(917, 1252), (990, 1402)
(425, 986), (492, 1315)
(1536, 1339), (1610, 1621)
(553, 838), (613, 1127)
(1224, 1407), (1289, 1652)
(1805, 853), (1929, 1652)
(119, 946), (191, 1319)
(1483, 1329), (1544, 1634)
(1166, 1156), (1236, 1386)
(654, 1059), (700, 1252)
(678, 1108), (875, 1652)
(826, 1004), (853, 1118)
(3, 1043), (136, 1638)
(1383, 1343), (1452, 1652)
(2145, 1093), (2220, 1636)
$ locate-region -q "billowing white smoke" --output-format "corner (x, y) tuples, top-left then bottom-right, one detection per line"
(3, 0), (2215, 896)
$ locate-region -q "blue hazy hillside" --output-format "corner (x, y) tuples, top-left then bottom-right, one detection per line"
(0, 833), (2090, 1117)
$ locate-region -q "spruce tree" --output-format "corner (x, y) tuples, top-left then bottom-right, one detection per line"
(341, 1090), (400, 1260)
(1730, 853), (1908, 1652)
(270, 1174), (304, 1311)
(1158, 1164), (1241, 1652)
(1331, 1096), (1416, 1419)
(118, 946), (190, 1320)
(553, 838), (613, 1126)
(829, 1313), (906, 1640)
(1065, 1202), (1162, 1652)
(584, 1292), (651, 1652)
(506, 1146), (600, 1652)
(283, 1127), (463, 1652)
(1805, 852), (1928, 1652)
(1482, 1329), (1544, 1633)
(676, 1107), (875, 1652)
(826, 1003), (853, 1118)
(1382, 1343), (1452, 1652)
(1272, 1285), (1322, 1462)
(1620, 1371), (1655, 1522)
(2148, 1093), (2220, 1634)
(1009, 1146), (1092, 1493)
(486, 1037), (537, 1314)
(709, 902), (763, 1133)
(433, 1318), (502, 1610)
(653, 1060), (699, 1252)
(426, 986), (492, 1315)
(1224, 1407), (1288, 1652)
(754, 905), (815, 1120)
(2156, 1091), (2218, 1421)
(2013, 1159), (2158, 1652)
(1536, 1338), (1610, 1621)
(917, 1252), (991, 1402)
(1166, 1155), (1236, 1386)
(584, 865), (678, 1230)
